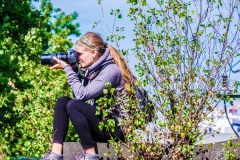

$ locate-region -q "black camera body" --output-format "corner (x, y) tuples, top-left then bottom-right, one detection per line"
(40, 49), (78, 65)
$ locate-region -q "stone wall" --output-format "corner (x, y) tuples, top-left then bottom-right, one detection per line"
(63, 138), (240, 160)
(194, 138), (240, 160)
(63, 142), (129, 160)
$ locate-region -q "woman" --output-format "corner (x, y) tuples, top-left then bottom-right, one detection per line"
(40, 32), (134, 160)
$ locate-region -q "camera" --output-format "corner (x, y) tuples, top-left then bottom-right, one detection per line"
(40, 49), (78, 65)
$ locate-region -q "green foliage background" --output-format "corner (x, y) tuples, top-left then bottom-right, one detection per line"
(0, 0), (80, 159)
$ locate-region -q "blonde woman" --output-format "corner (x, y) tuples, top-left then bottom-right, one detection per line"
(40, 32), (133, 160)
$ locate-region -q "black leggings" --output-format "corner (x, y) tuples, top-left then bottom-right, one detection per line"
(52, 96), (124, 149)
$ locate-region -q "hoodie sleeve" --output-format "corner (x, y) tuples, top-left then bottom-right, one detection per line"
(63, 64), (121, 100)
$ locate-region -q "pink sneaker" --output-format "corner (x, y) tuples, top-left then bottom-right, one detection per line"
(75, 151), (99, 160)
(40, 151), (63, 160)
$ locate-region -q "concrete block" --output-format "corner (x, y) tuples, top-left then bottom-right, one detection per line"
(194, 138), (240, 160)
(64, 138), (240, 160)
(63, 142), (129, 160)
(63, 142), (82, 160)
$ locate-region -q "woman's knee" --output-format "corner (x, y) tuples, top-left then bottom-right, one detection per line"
(66, 99), (82, 115)
(55, 96), (71, 110)
(56, 96), (71, 104)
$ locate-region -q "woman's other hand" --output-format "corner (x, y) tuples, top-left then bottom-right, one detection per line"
(70, 64), (78, 68)
(49, 57), (68, 70)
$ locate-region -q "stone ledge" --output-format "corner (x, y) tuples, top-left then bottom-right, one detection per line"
(63, 142), (129, 160)
(63, 138), (240, 160)
(194, 138), (240, 160)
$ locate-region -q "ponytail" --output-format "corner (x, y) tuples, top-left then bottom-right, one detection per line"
(107, 44), (137, 93)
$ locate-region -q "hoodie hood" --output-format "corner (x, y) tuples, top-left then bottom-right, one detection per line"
(81, 48), (115, 73)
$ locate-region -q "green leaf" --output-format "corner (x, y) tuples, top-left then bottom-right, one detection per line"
(103, 89), (108, 94)
(98, 122), (104, 130)
(118, 14), (122, 19)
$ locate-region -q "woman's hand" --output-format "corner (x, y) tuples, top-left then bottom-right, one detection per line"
(49, 57), (68, 70)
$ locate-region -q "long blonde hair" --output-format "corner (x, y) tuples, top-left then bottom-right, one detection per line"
(76, 32), (136, 92)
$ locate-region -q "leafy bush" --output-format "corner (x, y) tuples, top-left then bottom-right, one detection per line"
(0, 0), (80, 159)
(97, 0), (240, 159)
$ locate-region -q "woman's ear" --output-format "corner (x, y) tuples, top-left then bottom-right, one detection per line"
(91, 49), (97, 59)
(92, 49), (100, 57)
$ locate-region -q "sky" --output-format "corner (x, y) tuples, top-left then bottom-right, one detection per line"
(48, 0), (135, 50)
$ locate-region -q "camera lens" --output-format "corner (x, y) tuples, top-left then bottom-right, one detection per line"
(40, 54), (53, 65)
(56, 53), (68, 62)
(40, 53), (67, 65)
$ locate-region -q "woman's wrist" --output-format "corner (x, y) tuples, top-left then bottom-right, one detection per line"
(63, 64), (70, 70)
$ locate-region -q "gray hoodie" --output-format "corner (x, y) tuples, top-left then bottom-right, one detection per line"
(63, 48), (128, 118)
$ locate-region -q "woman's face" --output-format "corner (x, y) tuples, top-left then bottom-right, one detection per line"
(75, 45), (95, 68)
